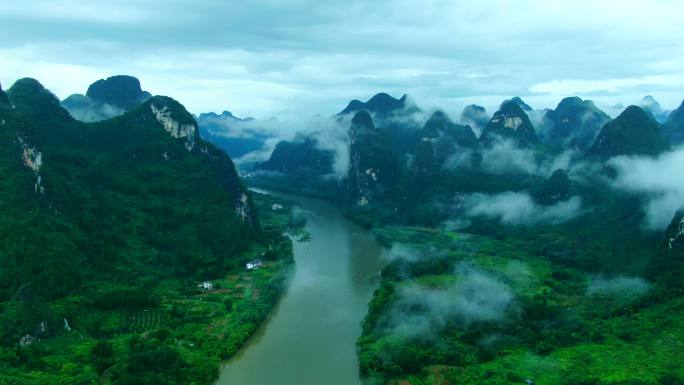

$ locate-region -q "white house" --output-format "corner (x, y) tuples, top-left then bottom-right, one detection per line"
(197, 281), (214, 291)
(246, 259), (263, 270)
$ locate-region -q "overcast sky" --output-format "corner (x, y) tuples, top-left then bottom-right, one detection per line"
(1, 0), (683, 118)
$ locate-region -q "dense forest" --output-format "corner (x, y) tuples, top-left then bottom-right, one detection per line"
(243, 92), (684, 385)
(0, 78), (297, 385)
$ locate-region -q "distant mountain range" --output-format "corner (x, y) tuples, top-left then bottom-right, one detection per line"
(640, 95), (671, 123)
(57, 76), (684, 172)
(338, 92), (419, 118)
(195, 111), (271, 159)
(61, 75), (151, 122)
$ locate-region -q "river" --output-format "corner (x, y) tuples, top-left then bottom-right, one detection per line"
(216, 189), (386, 385)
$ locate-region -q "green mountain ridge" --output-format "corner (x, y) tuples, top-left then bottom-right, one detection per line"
(586, 105), (670, 160)
(0, 77), (290, 385)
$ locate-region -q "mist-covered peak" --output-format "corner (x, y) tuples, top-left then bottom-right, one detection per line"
(639, 95), (670, 123)
(61, 75), (152, 122)
(256, 138), (333, 174)
(586, 105), (669, 161)
(504, 96), (533, 112)
(535, 168), (571, 204)
(339, 92), (414, 117)
(351, 110), (375, 130)
(460, 104), (490, 135)
(421, 110), (478, 149)
(423, 110), (452, 134)
(662, 99), (684, 145)
(86, 75), (151, 110)
(542, 96), (611, 151)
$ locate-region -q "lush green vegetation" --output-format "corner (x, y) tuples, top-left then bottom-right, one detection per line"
(357, 223), (684, 385)
(240, 95), (684, 385)
(0, 79), (298, 385)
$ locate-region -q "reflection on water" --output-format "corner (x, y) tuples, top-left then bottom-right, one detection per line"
(216, 189), (386, 385)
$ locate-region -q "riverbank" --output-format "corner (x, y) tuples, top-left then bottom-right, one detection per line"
(216, 189), (386, 385)
(0, 192), (298, 385)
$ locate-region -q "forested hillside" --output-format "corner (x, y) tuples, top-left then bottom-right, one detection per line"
(0, 78), (294, 385)
(241, 92), (684, 385)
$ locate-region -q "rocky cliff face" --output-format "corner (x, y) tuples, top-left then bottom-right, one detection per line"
(347, 111), (398, 204)
(480, 100), (539, 147)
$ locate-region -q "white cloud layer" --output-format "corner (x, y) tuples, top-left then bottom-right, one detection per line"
(461, 192), (583, 225)
(1, 0), (684, 117)
(609, 147), (684, 230)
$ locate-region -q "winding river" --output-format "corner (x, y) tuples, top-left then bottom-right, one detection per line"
(217, 190), (386, 385)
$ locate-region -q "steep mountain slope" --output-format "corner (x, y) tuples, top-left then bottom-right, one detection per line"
(62, 75), (151, 122)
(542, 96), (612, 151)
(479, 100), (539, 147)
(0, 78), (282, 385)
(586, 105), (670, 160)
(661, 99), (684, 145)
(348, 111), (398, 204)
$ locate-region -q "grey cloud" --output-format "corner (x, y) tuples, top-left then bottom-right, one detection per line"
(1, 1), (684, 116)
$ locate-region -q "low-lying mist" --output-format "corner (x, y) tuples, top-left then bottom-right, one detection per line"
(384, 263), (514, 339)
(609, 146), (684, 229)
(458, 192), (583, 226)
